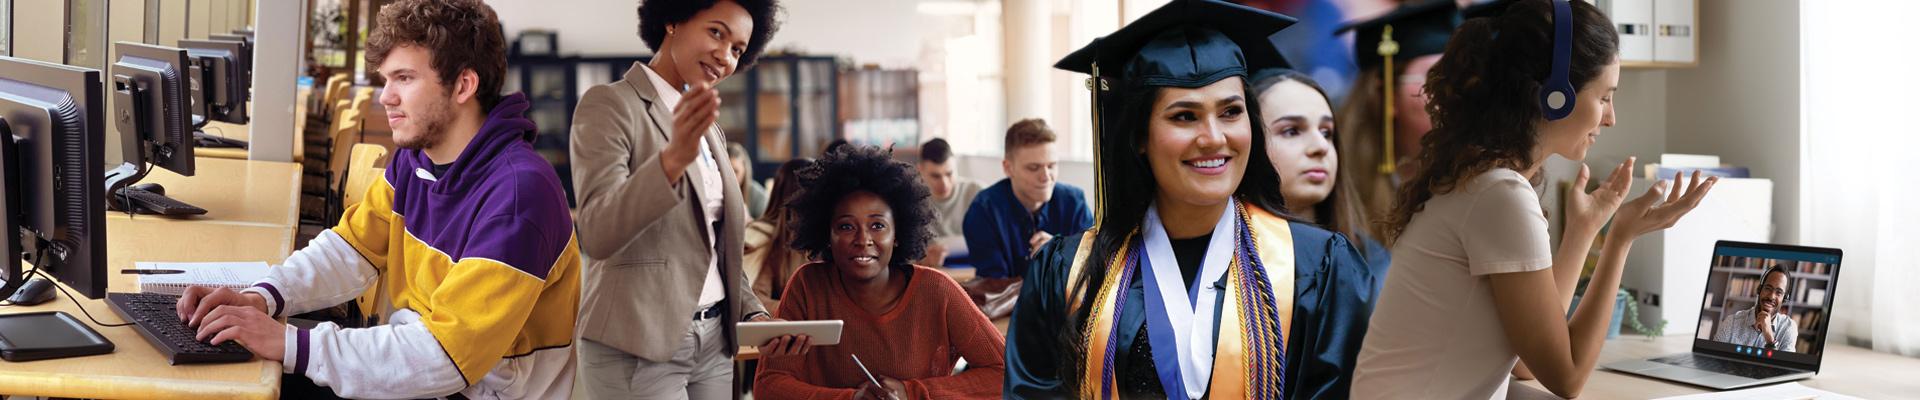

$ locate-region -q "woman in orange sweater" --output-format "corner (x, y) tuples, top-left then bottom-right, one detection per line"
(754, 145), (1006, 399)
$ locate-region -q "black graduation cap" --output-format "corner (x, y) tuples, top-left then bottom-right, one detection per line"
(1463, 0), (1517, 20)
(1337, 0), (1462, 71)
(1054, 0), (1297, 88)
(1054, 0), (1298, 220)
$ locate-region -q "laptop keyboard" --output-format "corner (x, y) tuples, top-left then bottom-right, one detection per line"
(1650, 354), (1800, 380)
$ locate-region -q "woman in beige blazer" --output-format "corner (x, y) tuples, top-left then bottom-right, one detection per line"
(567, 0), (795, 398)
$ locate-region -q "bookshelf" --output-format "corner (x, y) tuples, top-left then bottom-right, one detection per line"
(1696, 256), (1834, 352)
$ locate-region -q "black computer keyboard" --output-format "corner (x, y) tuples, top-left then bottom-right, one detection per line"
(1650, 354), (1800, 380)
(194, 131), (250, 149)
(113, 187), (209, 216)
(106, 292), (255, 364)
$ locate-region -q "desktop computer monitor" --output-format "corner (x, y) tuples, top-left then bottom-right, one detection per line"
(111, 42), (195, 177)
(0, 56), (109, 299)
(207, 33), (252, 101)
(0, 114), (21, 298)
(179, 39), (247, 125)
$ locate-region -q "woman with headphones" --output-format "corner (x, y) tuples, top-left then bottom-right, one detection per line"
(1351, 1), (1717, 398)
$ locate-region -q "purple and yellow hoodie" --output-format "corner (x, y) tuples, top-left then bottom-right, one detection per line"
(243, 93), (581, 399)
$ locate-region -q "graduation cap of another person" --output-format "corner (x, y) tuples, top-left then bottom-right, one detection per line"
(1338, 0), (1462, 71)
(1054, 0), (1297, 215)
(1336, 0), (1461, 176)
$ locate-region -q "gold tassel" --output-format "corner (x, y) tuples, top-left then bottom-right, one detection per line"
(1089, 63), (1107, 228)
(1378, 25), (1400, 176)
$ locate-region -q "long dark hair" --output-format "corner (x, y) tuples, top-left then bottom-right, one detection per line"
(1252, 68), (1373, 253)
(1057, 73), (1290, 391)
(755, 158), (813, 299)
(1384, 0), (1618, 243)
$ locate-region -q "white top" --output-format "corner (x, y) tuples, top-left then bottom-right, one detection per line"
(640, 64), (728, 311)
(1353, 168), (1553, 400)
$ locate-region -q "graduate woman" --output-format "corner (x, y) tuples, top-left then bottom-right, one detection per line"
(1353, 1), (1716, 398)
(1004, 1), (1376, 398)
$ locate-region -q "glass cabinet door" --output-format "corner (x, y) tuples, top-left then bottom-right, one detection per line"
(752, 58), (793, 163)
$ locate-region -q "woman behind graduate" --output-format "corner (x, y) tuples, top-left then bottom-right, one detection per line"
(1004, 1), (1377, 399)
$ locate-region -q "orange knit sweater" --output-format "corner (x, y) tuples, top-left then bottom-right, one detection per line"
(754, 263), (1006, 399)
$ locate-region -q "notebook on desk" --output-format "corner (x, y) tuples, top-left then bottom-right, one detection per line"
(134, 261), (270, 296)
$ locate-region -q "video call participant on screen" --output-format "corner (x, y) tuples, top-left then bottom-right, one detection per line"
(1713, 263), (1798, 351)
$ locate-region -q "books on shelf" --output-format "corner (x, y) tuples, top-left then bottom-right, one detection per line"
(1645, 153), (1753, 179)
(135, 261), (272, 296)
(1644, 163), (1752, 179)
(1660, 153), (1722, 168)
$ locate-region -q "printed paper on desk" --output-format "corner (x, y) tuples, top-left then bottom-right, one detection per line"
(135, 261), (271, 296)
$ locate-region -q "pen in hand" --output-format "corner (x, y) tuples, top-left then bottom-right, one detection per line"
(121, 269), (186, 275)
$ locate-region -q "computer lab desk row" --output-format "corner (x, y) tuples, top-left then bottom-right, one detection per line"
(0, 156), (300, 399)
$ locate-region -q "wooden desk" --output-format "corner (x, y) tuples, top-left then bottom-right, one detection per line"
(111, 157), (302, 231)
(1508, 335), (1920, 399)
(0, 222), (295, 398)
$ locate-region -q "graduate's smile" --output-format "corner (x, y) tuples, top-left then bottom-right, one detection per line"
(1183, 155), (1233, 176)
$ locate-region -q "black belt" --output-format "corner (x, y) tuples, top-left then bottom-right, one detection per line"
(693, 303), (723, 320)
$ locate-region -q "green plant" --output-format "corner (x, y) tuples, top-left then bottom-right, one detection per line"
(1618, 288), (1667, 338)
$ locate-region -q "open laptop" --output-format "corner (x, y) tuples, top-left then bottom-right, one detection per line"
(1603, 240), (1844, 390)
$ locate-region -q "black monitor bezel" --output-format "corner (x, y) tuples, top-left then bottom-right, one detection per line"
(0, 56), (107, 299)
(111, 42), (195, 177)
(1691, 240), (1845, 373)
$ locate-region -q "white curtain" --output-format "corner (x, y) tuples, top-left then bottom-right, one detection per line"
(1802, 0), (1920, 357)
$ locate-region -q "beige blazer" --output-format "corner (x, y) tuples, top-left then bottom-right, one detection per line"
(570, 62), (765, 362)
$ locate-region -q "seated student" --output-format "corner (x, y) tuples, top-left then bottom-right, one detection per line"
(176, 1), (580, 398)
(917, 138), (983, 267)
(961, 119), (1092, 317)
(1252, 68), (1392, 281)
(745, 158), (817, 313)
(1713, 264), (1798, 351)
(755, 145), (1006, 399)
(730, 141), (772, 218)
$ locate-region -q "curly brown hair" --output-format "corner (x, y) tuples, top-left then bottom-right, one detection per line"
(365, 0), (507, 111)
(1383, 0), (1617, 243)
(787, 145), (936, 268)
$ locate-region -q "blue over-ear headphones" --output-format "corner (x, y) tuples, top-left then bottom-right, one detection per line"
(1539, 0), (1575, 121)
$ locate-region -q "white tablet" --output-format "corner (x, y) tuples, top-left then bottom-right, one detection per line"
(737, 320), (844, 347)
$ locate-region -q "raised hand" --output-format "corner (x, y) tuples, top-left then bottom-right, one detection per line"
(1565, 157), (1636, 234)
(1610, 170), (1718, 240)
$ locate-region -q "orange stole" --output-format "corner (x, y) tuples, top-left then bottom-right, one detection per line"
(1068, 207), (1297, 398)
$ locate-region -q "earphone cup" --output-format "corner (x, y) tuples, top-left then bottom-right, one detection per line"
(1540, 83), (1576, 121)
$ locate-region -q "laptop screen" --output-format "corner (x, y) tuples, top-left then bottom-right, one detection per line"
(1692, 241), (1843, 371)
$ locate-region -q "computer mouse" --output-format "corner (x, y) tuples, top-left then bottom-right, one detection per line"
(131, 182), (166, 196)
(7, 278), (56, 306)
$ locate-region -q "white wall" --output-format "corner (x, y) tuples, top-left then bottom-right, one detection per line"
(1664, 0), (1801, 244)
(13, 0), (63, 63)
(487, 0), (934, 66)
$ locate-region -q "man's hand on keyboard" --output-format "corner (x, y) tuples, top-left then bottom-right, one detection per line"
(178, 286), (269, 328)
(194, 304), (286, 361)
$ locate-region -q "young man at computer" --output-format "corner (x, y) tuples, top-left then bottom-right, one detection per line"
(173, 0), (582, 398)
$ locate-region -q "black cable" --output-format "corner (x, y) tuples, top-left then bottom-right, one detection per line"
(27, 267), (132, 328)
